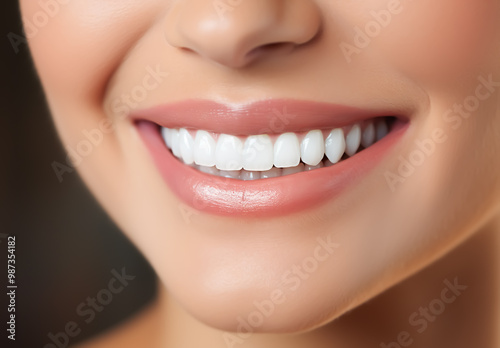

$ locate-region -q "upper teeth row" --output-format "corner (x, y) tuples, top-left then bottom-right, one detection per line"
(161, 120), (388, 171)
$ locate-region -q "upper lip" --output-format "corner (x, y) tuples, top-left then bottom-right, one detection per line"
(130, 99), (408, 135)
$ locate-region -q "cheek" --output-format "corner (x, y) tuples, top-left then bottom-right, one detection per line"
(18, 1), (167, 227)
(19, 0), (165, 178)
(376, 0), (500, 82)
(21, 1), (160, 105)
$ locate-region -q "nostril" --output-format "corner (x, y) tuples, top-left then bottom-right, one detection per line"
(164, 0), (322, 69)
(247, 42), (295, 59)
(261, 42), (289, 50)
(180, 47), (195, 54)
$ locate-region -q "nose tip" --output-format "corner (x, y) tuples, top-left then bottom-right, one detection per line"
(164, 0), (322, 68)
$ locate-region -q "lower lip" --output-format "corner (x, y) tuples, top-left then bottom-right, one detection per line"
(136, 121), (407, 217)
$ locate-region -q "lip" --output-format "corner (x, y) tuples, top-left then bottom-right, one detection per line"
(131, 99), (409, 135)
(133, 99), (409, 217)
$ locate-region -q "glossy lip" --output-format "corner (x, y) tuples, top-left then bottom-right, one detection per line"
(130, 99), (410, 135)
(132, 99), (410, 217)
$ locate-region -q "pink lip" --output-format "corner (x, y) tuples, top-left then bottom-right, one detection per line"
(133, 99), (409, 217)
(131, 99), (409, 135)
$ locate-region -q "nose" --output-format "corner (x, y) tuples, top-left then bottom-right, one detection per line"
(164, 0), (322, 68)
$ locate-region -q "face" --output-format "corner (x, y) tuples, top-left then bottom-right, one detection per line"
(21, 0), (500, 333)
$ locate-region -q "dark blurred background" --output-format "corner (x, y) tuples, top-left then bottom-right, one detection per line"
(1, 2), (157, 347)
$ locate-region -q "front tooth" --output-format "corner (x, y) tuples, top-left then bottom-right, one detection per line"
(345, 124), (361, 157)
(274, 133), (300, 168)
(376, 120), (389, 140)
(324, 129), (345, 164)
(215, 134), (243, 170)
(179, 129), (195, 164)
(300, 130), (325, 166)
(161, 128), (173, 149)
(282, 163), (305, 176)
(242, 135), (273, 171)
(361, 123), (376, 148)
(261, 167), (282, 179)
(194, 130), (216, 167)
(170, 129), (182, 158)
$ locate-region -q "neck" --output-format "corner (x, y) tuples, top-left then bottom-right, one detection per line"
(154, 214), (500, 348)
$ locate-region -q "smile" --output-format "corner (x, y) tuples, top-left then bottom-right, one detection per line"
(160, 118), (391, 180)
(133, 99), (409, 216)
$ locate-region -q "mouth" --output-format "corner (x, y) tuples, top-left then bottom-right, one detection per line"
(133, 99), (409, 217)
(160, 118), (392, 179)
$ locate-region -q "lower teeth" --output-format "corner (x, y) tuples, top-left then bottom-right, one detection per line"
(191, 155), (350, 180)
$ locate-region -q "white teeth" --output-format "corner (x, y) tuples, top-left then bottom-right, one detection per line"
(376, 120), (389, 141)
(198, 165), (219, 176)
(241, 170), (261, 181)
(345, 124), (361, 157)
(194, 130), (216, 167)
(161, 118), (391, 179)
(300, 130), (325, 166)
(219, 170), (240, 179)
(242, 135), (274, 171)
(361, 123), (376, 148)
(260, 167), (282, 179)
(161, 128), (173, 149)
(324, 129), (346, 164)
(178, 129), (195, 164)
(170, 129), (182, 158)
(274, 132), (300, 168)
(215, 134), (243, 170)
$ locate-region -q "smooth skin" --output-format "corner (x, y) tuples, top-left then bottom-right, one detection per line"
(21, 0), (500, 347)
